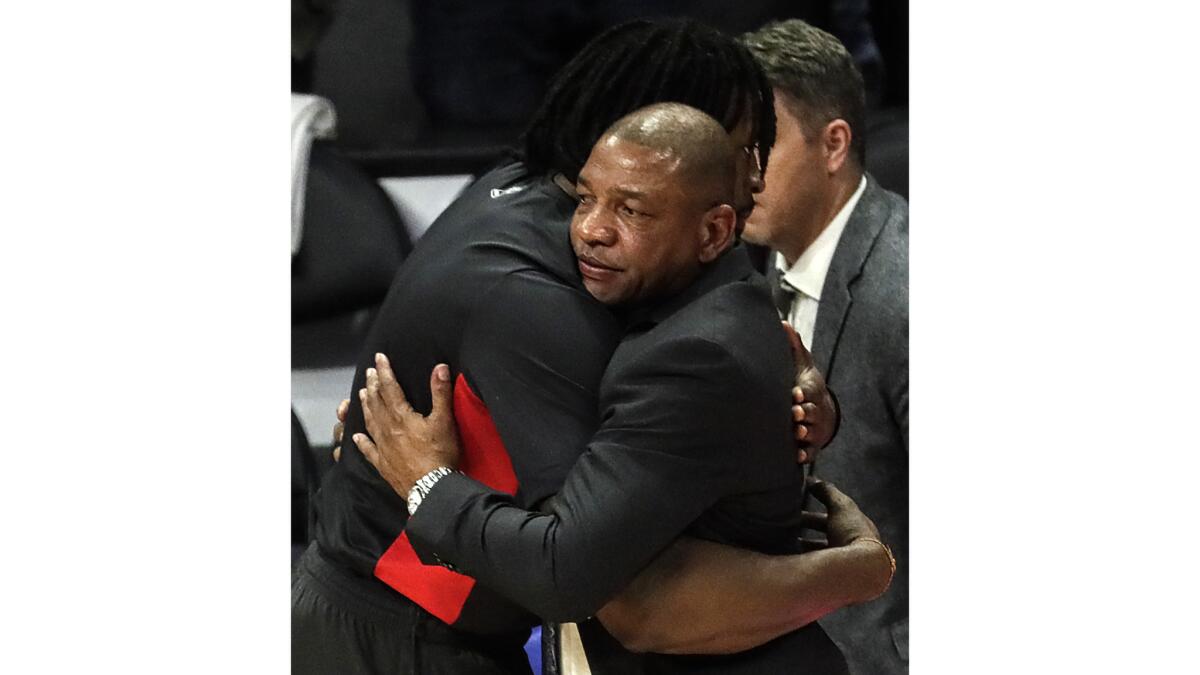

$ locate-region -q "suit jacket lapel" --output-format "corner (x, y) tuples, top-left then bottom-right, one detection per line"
(812, 175), (892, 377)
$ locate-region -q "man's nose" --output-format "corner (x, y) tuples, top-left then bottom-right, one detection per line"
(749, 166), (765, 194)
(576, 209), (617, 246)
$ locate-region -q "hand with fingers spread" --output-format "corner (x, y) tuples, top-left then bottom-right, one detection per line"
(781, 321), (838, 463)
(351, 353), (463, 498)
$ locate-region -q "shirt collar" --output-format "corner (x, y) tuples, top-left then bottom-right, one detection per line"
(621, 244), (756, 330)
(775, 176), (867, 301)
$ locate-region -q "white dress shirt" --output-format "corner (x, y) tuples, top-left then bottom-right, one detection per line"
(775, 176), (867, 348)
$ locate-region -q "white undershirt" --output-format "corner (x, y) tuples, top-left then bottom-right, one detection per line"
(775, 176), (867, 348)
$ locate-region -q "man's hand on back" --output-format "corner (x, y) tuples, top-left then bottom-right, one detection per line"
(806, 479), (880, 546)
(351, 354), (463, 497)
(806, 479), (894, 600)
(781, 322), (838, 462)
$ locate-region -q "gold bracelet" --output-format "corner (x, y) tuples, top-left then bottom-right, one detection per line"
(853, 537), (897, 596)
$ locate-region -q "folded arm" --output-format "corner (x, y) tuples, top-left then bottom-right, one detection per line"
(597, 481), (893, 654)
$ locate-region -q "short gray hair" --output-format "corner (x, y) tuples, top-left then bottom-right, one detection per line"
(741, 19), (866, 167)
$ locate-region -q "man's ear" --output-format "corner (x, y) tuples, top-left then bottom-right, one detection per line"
(822, 119), (852, 175)
(698, 204), (737, 263)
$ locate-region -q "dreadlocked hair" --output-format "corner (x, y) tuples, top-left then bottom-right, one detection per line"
(518, 18), (775, 182)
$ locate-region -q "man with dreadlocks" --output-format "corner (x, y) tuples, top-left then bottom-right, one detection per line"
(294, 19), (889, 674)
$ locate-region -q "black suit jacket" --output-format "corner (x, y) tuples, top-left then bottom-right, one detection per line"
(409, 248), (848, 674)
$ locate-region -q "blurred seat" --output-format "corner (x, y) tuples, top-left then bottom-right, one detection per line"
(292, 141), (413, 322)
(310, 0), (426, 149)
(292, 94), (338, 255)
(292, 140), (415, 554)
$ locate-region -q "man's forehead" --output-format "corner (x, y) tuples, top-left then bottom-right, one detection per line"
(601, 135), (681, 166)
(580, 137), (683, 186)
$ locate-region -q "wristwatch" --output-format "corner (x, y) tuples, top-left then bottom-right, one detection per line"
(407, 466), (455, 516)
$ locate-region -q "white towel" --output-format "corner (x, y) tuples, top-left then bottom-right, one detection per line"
(291, 94), (338, 255)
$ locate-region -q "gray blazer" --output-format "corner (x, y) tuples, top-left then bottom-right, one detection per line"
(777, 175), (909, 674)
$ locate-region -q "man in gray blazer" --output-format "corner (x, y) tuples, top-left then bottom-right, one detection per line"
(741, 20), (909, 675)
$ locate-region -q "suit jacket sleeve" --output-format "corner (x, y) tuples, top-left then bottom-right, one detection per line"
(406, 335), (764, 622)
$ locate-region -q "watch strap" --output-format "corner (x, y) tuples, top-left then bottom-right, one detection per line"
(406, 466), (455, 516)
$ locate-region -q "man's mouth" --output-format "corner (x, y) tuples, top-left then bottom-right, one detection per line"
(577, 254), (619, 279)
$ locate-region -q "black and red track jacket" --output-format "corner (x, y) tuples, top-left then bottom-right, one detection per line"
(313, 160), (621, 635)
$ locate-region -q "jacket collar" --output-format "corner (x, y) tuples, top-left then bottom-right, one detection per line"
(811, 174), (893, 372)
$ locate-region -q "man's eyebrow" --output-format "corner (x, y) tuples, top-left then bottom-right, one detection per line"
(611, 186), (648, 201)
(575, 176), (648, 201)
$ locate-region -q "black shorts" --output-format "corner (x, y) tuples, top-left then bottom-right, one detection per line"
(292, 543), (533, 675)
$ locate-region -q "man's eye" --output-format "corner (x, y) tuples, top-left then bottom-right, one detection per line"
(619, 204), (641, 217)
(576, 194), (595, 208)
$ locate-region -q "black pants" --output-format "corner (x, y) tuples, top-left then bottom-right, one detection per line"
(292, 544), (533, 675)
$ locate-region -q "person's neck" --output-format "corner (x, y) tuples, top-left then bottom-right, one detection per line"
(779, 169), (862, 267)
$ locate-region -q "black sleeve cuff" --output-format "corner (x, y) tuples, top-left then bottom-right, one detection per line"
(405, 472), (508, 569)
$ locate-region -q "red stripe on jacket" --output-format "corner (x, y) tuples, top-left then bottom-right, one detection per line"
(373, 374), (519, 624)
